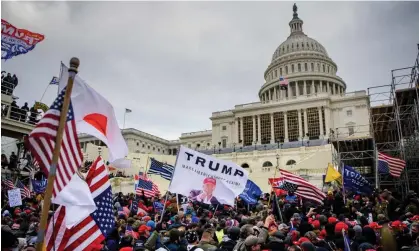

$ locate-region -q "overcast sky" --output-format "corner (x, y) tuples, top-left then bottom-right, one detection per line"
(2, 1), (419, 140)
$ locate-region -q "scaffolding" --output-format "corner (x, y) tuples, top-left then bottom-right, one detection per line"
(330, 44), (419, 196)
(367, 44), (419, 196)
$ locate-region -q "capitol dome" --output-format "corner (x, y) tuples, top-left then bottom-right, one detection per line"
(259, 4), (346, 102)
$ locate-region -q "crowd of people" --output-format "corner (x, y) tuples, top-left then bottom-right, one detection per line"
(1, 185), (419, 251)
(1, 71), (41, 124)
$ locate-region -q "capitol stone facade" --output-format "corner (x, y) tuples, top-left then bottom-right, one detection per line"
(81, 5), (371, 192)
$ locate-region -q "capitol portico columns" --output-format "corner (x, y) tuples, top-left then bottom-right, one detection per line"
(324, 107), (331, 138)
(303, 81), (307, 95)
(252, 116), (256, 143)
(270, 113), (275, 143)
(235, 118), (239, 143)
(318, 107), (324, 138)
(284, 112), (289, 142)
(257, 115), (261, 144)
(303, 109), (308, 137)
(240, 117), (244, 146)
(298, 109), (303, 140)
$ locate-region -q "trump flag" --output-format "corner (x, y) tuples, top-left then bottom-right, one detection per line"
(169, 146), (248, 206)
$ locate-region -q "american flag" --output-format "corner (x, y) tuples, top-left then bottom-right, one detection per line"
(28, 87), (83, 198)
(277, 169), (326, 204)
(378, 152), (406, 177)
(2, 178), (15, 191)
(135, 172), (160, 198)
(45, 157), (114, 250)
(15, 179), (31, 199)
(279, 76), (289, 89)
(148, 158), (174, 181)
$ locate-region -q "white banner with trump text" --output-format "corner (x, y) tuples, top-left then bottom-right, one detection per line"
(169, 146), (248, 206)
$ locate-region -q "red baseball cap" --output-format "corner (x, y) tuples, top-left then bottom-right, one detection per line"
(390, 220), (407, 229)
(138, 225), (151, 233)
(312, 220), (320, 229)
(368, 222), (382, 229)
(335, 222), (349, 233)
(293, 237), (311, 246)
(328, 217), (337, 224)
(203, 177), (216, 186)
(410, 215), (419, 222)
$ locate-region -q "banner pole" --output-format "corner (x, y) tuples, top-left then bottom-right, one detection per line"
(212, 204), (219, 219)
(36, 58), (80, 251)
(268, 154), (279, 207)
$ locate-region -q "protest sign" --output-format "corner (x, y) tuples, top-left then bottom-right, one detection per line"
(169, 146), (248, 206)
(8, 188), (22, 207)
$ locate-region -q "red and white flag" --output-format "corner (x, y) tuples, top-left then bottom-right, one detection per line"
(28, 88), (96, 227)
(45, 157), (114, 251)
(58, 64), (128, 163)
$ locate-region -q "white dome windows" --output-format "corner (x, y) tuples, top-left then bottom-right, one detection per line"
(311, 63), (314, 72)
(305, 63), (308, 72)
(298, 63), (302, 72)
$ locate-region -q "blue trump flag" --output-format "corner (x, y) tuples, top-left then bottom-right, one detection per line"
(240, 180), (262, 204)
(31, 178), (47, 193)
(343, 165), (372, 194)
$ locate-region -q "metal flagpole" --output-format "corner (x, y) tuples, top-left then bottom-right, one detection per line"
(268, 154), (280, 207)
(123, 110), (127, 129)
(36, 58), (80, 251)
(373, 141), (379, 189)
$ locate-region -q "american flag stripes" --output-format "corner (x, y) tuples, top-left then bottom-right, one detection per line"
(28, 87), (83, 198)
(45, 157), (114, 251)
(377, 152), (406, 178)
(279, 76), (289, 89)
(148, 158), (174, 181)
(16, 180), (31, 199)
(2, 178), (15, 191)
(135, 172), (160, 198)
(277, 169), (326, 204)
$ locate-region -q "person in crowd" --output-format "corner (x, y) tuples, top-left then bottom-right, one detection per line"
(20, 102), (29, 122)
(8, 151), (18, 171)
(196, 229), (217, 251)
(10, 101), (20, 120)
(28, 104), (39, 125)
(1, 154), (9, 169)
(12, 74), (18, 91)
(3, 73), (13, 95)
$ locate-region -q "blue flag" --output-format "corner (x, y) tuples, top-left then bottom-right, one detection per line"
(239, 180), (262, 204)
(31, 178), (47, 193)
(153, 201), (164, 213)
(343, 165), (372, 194)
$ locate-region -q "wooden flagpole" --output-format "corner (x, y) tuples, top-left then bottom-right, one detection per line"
(36, 58), (80, 251)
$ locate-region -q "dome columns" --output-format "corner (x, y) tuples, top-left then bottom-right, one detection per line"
(260, 79), (346, 103)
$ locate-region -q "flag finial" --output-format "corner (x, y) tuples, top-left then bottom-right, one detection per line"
(69, 57), (80, 73)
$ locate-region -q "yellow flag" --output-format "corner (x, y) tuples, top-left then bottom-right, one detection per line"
(325, 163), (342, 183)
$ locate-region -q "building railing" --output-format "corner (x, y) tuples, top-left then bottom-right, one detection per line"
(1, 103), (40, 125)
(1, 80), (17, 96)
(198, 139), (329, 155)
(180, 130), (212, 137)
(211, 110), (233, 117)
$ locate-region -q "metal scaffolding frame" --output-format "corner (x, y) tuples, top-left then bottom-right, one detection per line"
(366, 44), (419, 196)
(329, 44), (419, 196)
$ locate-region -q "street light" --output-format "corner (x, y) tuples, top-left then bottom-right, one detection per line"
(233, 143), (236, 152)
(196, 143), (200, 151)
(218, 142), (221, 154)
(213, 145), (216, 154)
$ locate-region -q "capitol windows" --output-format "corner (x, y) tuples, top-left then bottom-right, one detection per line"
(285, 66), (288, 74)
(348, 125), (355, 136)
(153, 147), (155, 151)
(280, 68), (283, 76)
(311, 63), (314, 71)
(347, 110), (353, 116)
(142, 144), (145, 148)
(222, 138), (227, 148)
(275, 70), (277, 78)
(273, 112), (285, 143)
(286, 160), (296, 166)
(222, 125), (227, 131)
(292, 64), (295, 73)
(137, 142), (139, 146)
(307, 107), (320, 139)
(323, 64), (325, 72)
(327, 66), (330, 73)
(298, 63), (301, 72)
(287, 110), (299, 142)
(317, 63), (320, 71)
(304, 63), (308, 71)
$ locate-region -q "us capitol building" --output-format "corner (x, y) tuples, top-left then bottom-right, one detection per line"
(82, 5), (370, 192)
